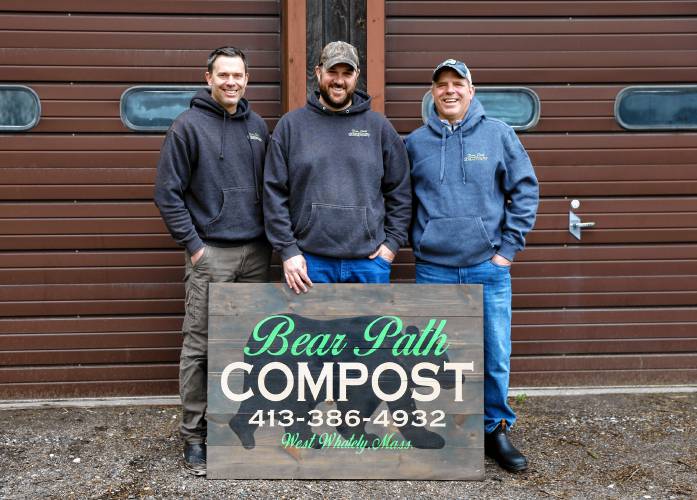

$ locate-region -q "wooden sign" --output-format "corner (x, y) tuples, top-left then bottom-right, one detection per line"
(207, 283), (483, 480)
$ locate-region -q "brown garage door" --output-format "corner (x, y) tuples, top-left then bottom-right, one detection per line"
(0, 1), (281, 398)
(385, 1), (697, 386)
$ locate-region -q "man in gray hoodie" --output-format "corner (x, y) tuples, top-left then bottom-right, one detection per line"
(264, 41), (411, 293)
(406, 60), (539, 472)
(154, 47), (271, 475)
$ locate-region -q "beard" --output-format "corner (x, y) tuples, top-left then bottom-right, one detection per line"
(318, 82), (354, 110)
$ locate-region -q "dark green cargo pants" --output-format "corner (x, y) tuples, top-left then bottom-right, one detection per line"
(180, 240), (271, 444)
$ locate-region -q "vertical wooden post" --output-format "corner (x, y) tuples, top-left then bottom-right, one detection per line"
(283, 0), (307, 112)
(366, 0), (385, 113)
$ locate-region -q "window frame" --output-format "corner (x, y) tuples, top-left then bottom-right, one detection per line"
(614, 85), (697, 131)
(120, 85), (204, 132)
(421, 86), (540, 131)
(0, 85), (41, 132)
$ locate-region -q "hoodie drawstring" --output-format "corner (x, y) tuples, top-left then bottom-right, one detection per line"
(459, 127), (466, 184)
(439, 126), (447, 183)
(439, 125), (467, 184)
(219, 112), (226, 160)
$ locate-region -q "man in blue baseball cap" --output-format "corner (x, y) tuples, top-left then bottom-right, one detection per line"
(406, 59), (539, 472)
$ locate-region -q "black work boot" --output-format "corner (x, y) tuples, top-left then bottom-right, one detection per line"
(484, 420), (528, 472)
(183, 442), (206, 476)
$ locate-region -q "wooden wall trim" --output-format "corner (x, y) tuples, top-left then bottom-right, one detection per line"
(282, 0), (307, 112)
(366, 0), (385, 113)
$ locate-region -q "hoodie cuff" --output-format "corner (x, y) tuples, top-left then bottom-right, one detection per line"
(497, 239), (519, 262)
(185, 237), (205, 256)
(382, 237), (400, 256)
(279, 243), (302, 262)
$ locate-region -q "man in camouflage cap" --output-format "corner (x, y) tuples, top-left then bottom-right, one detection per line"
(264, 41), (411, 290)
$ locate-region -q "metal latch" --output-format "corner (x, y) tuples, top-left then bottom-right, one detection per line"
(569, 201), (596, 240)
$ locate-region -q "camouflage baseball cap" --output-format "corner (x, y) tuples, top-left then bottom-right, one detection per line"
(320, 41), (359, 70)
(432, 59), (472, 83)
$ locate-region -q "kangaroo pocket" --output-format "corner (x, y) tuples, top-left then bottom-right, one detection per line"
(205, 187), (263, 240)
(418, 217), (493, 262)
(297, 203), (376, 258)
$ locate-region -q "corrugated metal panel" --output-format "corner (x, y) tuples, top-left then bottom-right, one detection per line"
(0, 0), (281, 398)
(385, 0), (697, 386)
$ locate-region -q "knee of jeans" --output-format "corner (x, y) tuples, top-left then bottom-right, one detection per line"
(485, 357), (510, 375)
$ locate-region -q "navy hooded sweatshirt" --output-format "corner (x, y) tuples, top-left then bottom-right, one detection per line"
(405, 97), (539, 267)
(154, 88), (269, 254)
(263, 90), (411, 261)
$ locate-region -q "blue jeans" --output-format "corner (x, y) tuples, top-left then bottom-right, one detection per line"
(415, 259), (515, 433)
(304, 252), (392, 283)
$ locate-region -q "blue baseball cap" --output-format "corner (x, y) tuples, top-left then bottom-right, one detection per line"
(432, 59), (472, 83)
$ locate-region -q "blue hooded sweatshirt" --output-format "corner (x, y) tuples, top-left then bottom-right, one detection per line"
(405, 97), (538, 267)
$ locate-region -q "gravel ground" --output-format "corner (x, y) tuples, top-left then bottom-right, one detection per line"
(1, 392), (696, 499)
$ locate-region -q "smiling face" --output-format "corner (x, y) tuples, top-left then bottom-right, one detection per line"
(431, 68), (475, 124)
(205, 55), (248, 114)
(315, 63), (359, 111)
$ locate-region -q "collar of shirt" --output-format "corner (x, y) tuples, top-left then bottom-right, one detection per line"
(440, 118), (463, 132)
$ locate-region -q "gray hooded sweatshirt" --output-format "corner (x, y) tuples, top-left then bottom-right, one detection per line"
(263, 90), (411, 261)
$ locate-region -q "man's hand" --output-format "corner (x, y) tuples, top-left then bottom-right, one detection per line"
(283, 255), (313, 294)
(491, 254), (512, 267)
(369, 244), (396, 263)
(191, 246), (205, 265)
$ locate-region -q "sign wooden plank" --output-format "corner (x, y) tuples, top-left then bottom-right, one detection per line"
(207, 283), (483, 480)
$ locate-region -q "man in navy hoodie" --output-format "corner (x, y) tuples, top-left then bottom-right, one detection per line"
(264, 41), (411, 292)
(154, 47), (271, 475)
(406, 60), (539, 472)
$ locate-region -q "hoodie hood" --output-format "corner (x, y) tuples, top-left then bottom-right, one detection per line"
(426, 97), (486, 184)
(190, 87), (252, 162)
(307, 89), (372, 116)
(190, 87), (250, 119)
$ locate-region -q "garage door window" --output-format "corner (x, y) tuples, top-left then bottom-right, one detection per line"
(422, 87), (540, 130)
(0, 85), (41, 131)
(121, 86), (202, 132)
(615, 86), (697, 130)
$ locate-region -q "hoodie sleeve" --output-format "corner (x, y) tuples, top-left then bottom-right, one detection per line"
(498, 128), (539, 261)
(153, 128), (204, 255)
(380, 123), (412, 253)
(263, 132), (302, 261)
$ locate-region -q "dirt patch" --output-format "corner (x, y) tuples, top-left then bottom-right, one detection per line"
(1, 393), (695, 499)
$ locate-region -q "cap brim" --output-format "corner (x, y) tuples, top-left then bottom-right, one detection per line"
(432, 65), (469, 81)
(324, 58), (358, 70)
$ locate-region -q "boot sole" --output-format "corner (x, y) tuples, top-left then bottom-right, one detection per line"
(183, 463), (207, 476)
(182, 452), (207, 476)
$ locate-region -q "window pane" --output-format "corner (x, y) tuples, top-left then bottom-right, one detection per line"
(0, 86), (41, 131)
(121, 86), (202, 131)
(616, 86), (697, 130)
(421, 87), (539, 130)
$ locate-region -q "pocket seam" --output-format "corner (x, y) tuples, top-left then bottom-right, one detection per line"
(206, 186), (257, 229)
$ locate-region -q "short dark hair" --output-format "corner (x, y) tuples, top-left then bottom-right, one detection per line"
(207, 46), (248, 73)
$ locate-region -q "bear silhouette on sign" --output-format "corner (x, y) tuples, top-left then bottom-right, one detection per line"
(228, 314), (460, 450)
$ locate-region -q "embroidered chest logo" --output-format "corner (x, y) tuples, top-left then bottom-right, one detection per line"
(348, 129), (370, 137)
(463, 153), (488, 162)
(248, 132), (263, 143)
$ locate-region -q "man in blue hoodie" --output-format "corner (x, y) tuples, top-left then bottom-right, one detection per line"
(154, 47), (271, 475)
(264, 41), (411, 292)
(406, 60), (539, 472)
